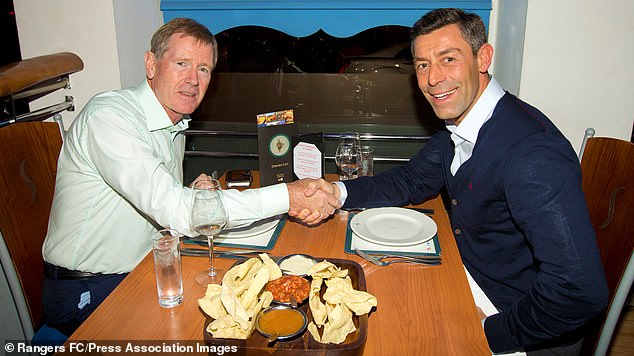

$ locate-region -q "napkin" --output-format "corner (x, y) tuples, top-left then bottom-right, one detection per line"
(464, 267), (526, 356)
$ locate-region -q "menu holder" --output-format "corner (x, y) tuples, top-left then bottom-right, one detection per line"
(257, 109), (297, 186)
(344, 213), (441, 256)
(292, 133), (325, 180)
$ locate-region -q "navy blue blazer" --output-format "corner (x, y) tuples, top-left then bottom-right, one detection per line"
(343, 93), (608, 352)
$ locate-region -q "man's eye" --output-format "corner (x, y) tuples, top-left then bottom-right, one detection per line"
(444, 57), (455, 63)
(416, 63), (429, 70)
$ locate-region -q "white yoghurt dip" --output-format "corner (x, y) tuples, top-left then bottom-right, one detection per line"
(279, 255), (316, 275)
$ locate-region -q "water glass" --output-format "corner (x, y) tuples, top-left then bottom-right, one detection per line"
(358, 146), (374, 177)
(152, 229), (183, 308)
(335, 132), (362, 180)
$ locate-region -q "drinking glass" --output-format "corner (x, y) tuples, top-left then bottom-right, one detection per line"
(358, 146), (374, 177)
(152, 229), (183, 307)
(335, 133), (362, 180)
(190, 179), (228, 286)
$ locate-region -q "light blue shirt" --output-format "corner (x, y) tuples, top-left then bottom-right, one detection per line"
(43, 80), (288, 274)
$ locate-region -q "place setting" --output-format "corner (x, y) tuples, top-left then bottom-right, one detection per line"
(182, 179), (288, 289)
(344, 207), (442, 266)
(183, 214), (286, 252)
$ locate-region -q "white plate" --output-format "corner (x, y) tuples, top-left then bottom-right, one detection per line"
(350, 207), (437, 246)
(217, 215), (281, 239)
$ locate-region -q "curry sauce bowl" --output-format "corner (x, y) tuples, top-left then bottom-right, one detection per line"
(265, 274), (311, 305)
(255, 304), (308, 341)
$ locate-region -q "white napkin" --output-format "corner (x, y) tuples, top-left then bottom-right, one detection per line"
(463, 266), (526, 356)
(350, 231), (439, 255)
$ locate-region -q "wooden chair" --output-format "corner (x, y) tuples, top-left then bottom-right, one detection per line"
(0, 52), (81, 343)
(0, 121), (64, 338)
(579, 133), (634, 355)
(1, 52), (83, 127)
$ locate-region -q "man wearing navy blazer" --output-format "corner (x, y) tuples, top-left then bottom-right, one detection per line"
(304, 8), (608, 355)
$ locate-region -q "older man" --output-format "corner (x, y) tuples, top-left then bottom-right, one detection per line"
(42, 18), (339, 336)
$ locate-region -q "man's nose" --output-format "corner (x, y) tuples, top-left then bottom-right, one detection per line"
(186, 68), (199, 86)
(427, 64), (445, 86)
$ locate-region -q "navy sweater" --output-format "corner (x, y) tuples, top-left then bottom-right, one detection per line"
(343, 93), (608, 352)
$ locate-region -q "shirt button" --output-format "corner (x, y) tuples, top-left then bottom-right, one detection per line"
(451, 199), (458, 206)
(454, 228), (462, 235)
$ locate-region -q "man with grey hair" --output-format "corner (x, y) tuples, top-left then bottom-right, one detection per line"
(42, 18), (339, 336)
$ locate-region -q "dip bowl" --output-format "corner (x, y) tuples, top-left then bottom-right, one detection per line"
(255, 304), (308, 341)
(276, 253), (318, 276)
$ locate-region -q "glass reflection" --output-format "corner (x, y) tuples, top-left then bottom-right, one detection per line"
(192, 26), (436, 127)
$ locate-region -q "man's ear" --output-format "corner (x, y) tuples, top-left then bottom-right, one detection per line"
(477, 43), (494, 74)
(144, 51), (156, 80)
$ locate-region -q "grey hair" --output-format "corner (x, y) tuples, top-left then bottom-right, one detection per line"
(150, 17), (218, 68)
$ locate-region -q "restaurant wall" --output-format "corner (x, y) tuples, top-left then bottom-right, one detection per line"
(518, 0), (634, 151)
(488, 0), (528, 97)
(13, 0), (162, 129)
(13, 0), (633, 152)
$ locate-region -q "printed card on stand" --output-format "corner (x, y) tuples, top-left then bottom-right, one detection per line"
(257, 109), (297, 186)
(292, 133), (325, 179)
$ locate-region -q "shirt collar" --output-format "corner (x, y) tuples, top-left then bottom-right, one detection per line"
(446, 77), (505, 145)
(135, 80), (190, 136)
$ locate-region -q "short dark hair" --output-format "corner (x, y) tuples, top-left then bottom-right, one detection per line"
(150, 17), (218, 68)
(410, 8), (487, 55)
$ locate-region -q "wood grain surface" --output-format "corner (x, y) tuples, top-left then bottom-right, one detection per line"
(0, 52), (83, 97)
(66, 173), (490, 355)
(0, 122), (63, 327)
(580, 137), (634, 355)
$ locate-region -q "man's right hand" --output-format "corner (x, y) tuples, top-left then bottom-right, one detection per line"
(286, 178), (341, 225)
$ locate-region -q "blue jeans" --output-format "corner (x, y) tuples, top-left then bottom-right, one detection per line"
(42, 272), (127, 336)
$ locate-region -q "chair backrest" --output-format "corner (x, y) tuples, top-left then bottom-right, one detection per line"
(579, 136), (634, 355)
(0, 121), (63, 329)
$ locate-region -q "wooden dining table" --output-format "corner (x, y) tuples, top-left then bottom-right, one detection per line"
(66, 172), (490, 355)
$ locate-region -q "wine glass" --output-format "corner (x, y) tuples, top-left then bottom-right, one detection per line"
(190, 179), (228, 286)
(335, 133), (362, 180)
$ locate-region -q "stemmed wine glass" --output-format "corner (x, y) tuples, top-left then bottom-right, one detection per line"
(335, 132), (362, 180)
(190, 179), (228, 286)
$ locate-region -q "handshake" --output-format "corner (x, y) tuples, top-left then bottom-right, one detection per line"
(191, 174), (342, 226)
(287, 178), (342, 225)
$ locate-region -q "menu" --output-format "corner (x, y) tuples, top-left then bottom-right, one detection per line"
(257, 109), (297, 186)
